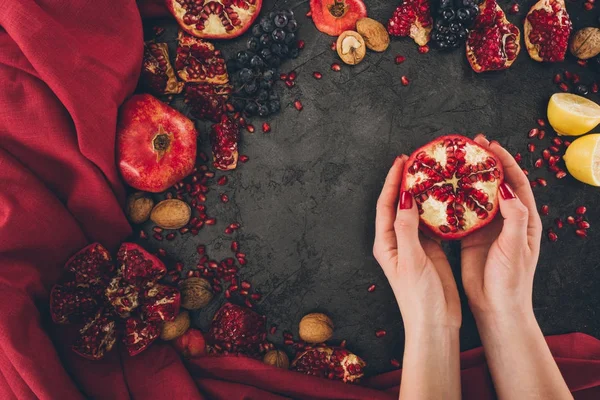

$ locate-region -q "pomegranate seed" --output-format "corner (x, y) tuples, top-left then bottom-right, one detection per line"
(157, 248), (167, 257)
(559, 82), (569, 92)
(298, 40), (305, 49)
(153, 226), (163, 233)
(224, 227), (233, 234)
(564, 71), (573, 80)
(540, 205), (549, 216)
(395, 55), (406, 64)
(205, 218), (216, 225)
(566, 216), (576, 225)
(549, 145), (560, 153)
(576, 216), (584, 223)
(225, 103), (235, 112)
(537, 118), (546, 127)
(375, 329), (387, 338)
(313, 71), (322, 79)
(262, 122), (271, 133)
(220, 193), (229, 203)
(592, 82), (599, 93)
(166, 233), (176, 241)
(179, 227), (189, 234)
(536, 178), (547, 186)
(534, 158), (543, 168)
(244, 298), (253, 308)
(367, 284), (376, 292)
(564, 140), (571, 147)
(555, 170), (567, 179)
(241, 281), (251, 289)
(190, 229), (199, 235)
(401, 76), (410, 86)
(270, 325), (278, 335)
(340, 339), (347, 348)
(509, 3), (519, 13)
(285, 80), (295, 88)
(528, 128), (539, 138)
(578, 221), (591, 229)
(217, 176), (228, 186)
(246, 124), (255, 133)
(530, 180), (538, 188)
(584, 2), (593, 10)
(306, 10), (312, 17)
(250, 293), (262, 301)
(542, 149), (551, 160)
(538, 130), (546, 139)
(139, 230), (148, 240)
(390, 359), (401, 368)
(548, 231), (558, 242)
(239, 155), (249, 163)
(330, 41), (336, 51)
(576, 229), (588, 238)
(553, 74), (562, 84)
(153, 233), (163, 241)
(331, 63), (341, 71)
(527, 143), (536, 152)
(555, 218), (564, 229)
(284, 339), (294, 345)
(224, 289), (231, 299)
(279, 73), (287, 81)
(522, 168), (529, 176)
(576, 206), (587, 215)
(514, 153), (522, 163)
(294, 100), (303, 111)
(231, 241), (239, 252)
(288, 71), (297, 81)
(187, 270), (194, 278)
(418, 45), (429, 54)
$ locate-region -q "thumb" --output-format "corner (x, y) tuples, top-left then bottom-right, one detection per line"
(497, 182), (529, 246)
(394, 191), (427, 268)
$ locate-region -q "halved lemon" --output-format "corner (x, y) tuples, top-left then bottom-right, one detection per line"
(547, 93), (600, 136)
(563, 134), (600, 186)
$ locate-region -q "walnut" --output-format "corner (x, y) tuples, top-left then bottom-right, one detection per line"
(299, 313), (334, 343)
(570, 28), (600, 60)
(263, 349), (289, 369)
(356, 18), (390, 52)
(179, 278), (213, 310)
(160, 311), (190, 340)
(150, 199), (191, 229)
(126, 192), (154, 224)
(336, 31), (366, 65)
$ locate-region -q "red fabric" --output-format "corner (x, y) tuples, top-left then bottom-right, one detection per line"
(0, 0), (598, 399)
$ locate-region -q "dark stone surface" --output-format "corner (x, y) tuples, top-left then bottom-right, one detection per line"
(142, 0), (600, 376)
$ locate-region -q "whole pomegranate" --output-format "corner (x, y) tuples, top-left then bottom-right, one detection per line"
(117, 94), (197, 193)
(524, 0), (572, 62)
(466, 0), (520, 72)
(166, 0), (262, 39)
(387, 0), (432, 46)
(310, 0), (368, 37)
(291, 346), (366, 383)
(173, 328), (207, 358)
(401, 135), (503, 240)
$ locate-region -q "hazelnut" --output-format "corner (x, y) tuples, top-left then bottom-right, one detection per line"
(179, 277), (213, 310)
(299, 313), (334, 343)
(263, 349), (289, 369)
(570, 27), (600, 60)
(160, 311), (190, 340)
(336, 31), (366, 65)
(126, 192), (154, 224)
(356, 18), (390, 52)
(150, 199), (191, 229)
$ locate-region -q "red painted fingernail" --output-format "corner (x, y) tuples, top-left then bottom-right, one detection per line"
(499, 182), (516, 200)
(399, 191), (413, 210)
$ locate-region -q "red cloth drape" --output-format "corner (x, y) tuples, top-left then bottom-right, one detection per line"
(0, 0), (598, 398)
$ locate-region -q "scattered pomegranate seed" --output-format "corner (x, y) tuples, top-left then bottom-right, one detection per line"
(553, 74), (562, 84)
(166, 233), (176, 241)
(555, 170), (567, 179)
(527, 143), (536, 152)
(541, 205), (549, 216)
(330, 41), (337, 51)
(536, 178), (547, 187)
(534, 158), (543, 168)
(306, 10), (312, 17)
(367, 284), (376, 292)
(225, 103), (235, 112)
(401, 76), (410, 86)
(395, 55), (406, 64)
(224, 289), (231, 299)
(576, 206), (587, 215)
(538, 130), (546, 139)
(375, 329), (387, 338)
(280, 73), (287, 81)
(548, 231), (558, 242)
(179, 227), (189, 234)
(220, 193), (229, 203)
(239, 155), (249, 163)
(575, 229), (588, 238)
(592, 82), (599, 93)
(157, 248), (167, 257)
(418, 45), (429, 54)
(572, 74), (581, 84)
(542, 149), (551, 160)
(584, 2), (593, 10)
(288, 71), (297, 81)
(575, 216), (584, 223)
(528, 128), (539, 138)
(578, 59), (588, 67)
(390, 359), (401, 368)
(231, 241), (239, 252)
(139, 230), (148, 240)
(566, 216), (576, 225)
(205, 218), (216, 225)
(153, 26), (165, 36)
(564, 140), (571, 147)
(537, 119), (546, 127)
(313, 71), (322, 79)
(241, 281), (251, 290)
(246, 124), (255, 133)
(298, 40), (305, 49)
(340, 339), (347, 348)
(285, 80), (295, 88)
(153, 226), (163, 233)
(262, 122), (271, 133)
(514, 153), (522, 163)
(153, 233), (163, 241)
(564, 71), (573, 80)
(331, 63), (341, 71)
(217, 176), (228, 186)
(578, 221), (591, 229)
(197, 245), (205, 255)
(530, 180), (538, 188)
(522, 168), (529, 176)
(270, 325), (278, 335)
(555, 218), (564, 228)
(552, 137), (563, 146)
(559, 82), (569, 92)
(509, 3), (519, 14)
(294, 100), (303, 111)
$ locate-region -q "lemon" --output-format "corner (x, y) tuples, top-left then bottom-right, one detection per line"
(547, 93), (600, 136)
(563, 134), (600, 186)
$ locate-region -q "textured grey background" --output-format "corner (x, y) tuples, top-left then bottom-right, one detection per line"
(141, 0), (600, 375)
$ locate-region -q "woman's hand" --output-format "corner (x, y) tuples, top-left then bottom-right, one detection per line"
(374, 155), (461, 400)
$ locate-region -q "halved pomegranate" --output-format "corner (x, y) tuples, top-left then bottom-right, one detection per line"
(123, 316), (161, 356)
(387, 0), (432, 46)
(140, 284), (181, 322)
(72, 310), (117, 360)
(184, 83), (231, 122)
(524, 0), (572, 62)
(50, 283), (98, 324)
(291, 346), (366, 383)
(166, 0), (262, 39)
(175, 31), (229, 84)
(210, 115), (239, 171)
(309, 0), (368, 37)
(141, 42), (184, 96)
(466, 0), (520, 72)
(401, 135), (504, 240)
(117, 243), (167, 287)
(65, 243), (113, 286)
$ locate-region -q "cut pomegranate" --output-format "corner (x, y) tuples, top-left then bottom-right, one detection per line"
(466, 0), (521, 72)
(65, 243), (113, 286)
(175, 31), (229, 84)
(291, 346), (366, 383)
(166, 0), (262, 39)
(72, 310), (117, 360)
(387, 0), (432, 46)
(210, 115), (240, 171)
(141, 42), (184, 96)
(184, 83), (231, 122)
(105, 276), (140, 318)
(117, 243), (167, 287)
(140, 284), (181, 322)
(207, 302), (267, 358)
(524, 0), (572, 62)
(123, 316), (161, 356)
(310, 0), (367, 36)
(401, 135), (504, 239)
(50, 283), (98, 324)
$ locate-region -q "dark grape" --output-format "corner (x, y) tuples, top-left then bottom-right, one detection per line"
(258, 104), (270, 116)
(244, 102), (258, 116)
(247, 37), (259, 51)
(442, 8), (455, 21)
(239, 68), (253, 83)
(289, 48), (299, 58)
(286, 19), (298, 32)
(268, 101), (280, 113)
(252, 24), (262, 37)
(236, 51), (250, 65)
(244, 81), (258, 94)
(257, 89), (269, 101)
(250, 55), (264, 68)
(274, 14), (288, 28)
(263, 69), (275, 80)
(272, 28), (286, 42)
(259, 33), (271, 47)
(577, 84), (590, 96)
(261, 19), (275, 33)
(232, 98), (246, 111)
(271, 43), (283, 55)
(266, 55), (281, 67)
(259, 48), (272, 59)
(259, 80), (273, 89)
(226, 59), (240, 72)
(284, 32), (296, 44)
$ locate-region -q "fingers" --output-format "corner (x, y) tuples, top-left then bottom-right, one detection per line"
(394, 190), (427, 267)
(497, 182), (529, 247)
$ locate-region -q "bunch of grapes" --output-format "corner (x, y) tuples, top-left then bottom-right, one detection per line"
(430, 0), (480, 50)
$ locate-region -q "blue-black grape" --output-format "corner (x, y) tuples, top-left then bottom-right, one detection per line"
(258, 104), (270, 117)
(263, 69), (275, 80)
(274, 14), (288, 28)
(239, 68), (253, 83)
(244, 102), (258, 116)
(269, 101), (280, 113)
(257, 89), (269, 101)
(261, 19), (275, 33)
(286, 19), (298, 32)
(244, 81), (258, 94)
(247, 37), (259, 51)
(252, 24), (262, 37)
(272, 28), (286, 42)
(259, 33), (271, 47)
(250, 55), (264, 68)
(236, 51), (250, 65)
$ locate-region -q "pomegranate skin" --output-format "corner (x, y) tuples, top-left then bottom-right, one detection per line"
(401, 135), (504, 240)
(117, 94), (197, 193)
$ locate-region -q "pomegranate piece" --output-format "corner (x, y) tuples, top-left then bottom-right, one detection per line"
(524, 0), (571, 62)
(401, 135), (504, 240)
(466, 0), (521, 72)
(104, 276), (140, 318)
(123, 316), (160, 356)
(175, 31), (229, 84)
(184, 83), (231, 122)
(210, 115), (240, 171)
(140, 284), (181, 322)
(72, 310), (117, 360)
(117, 243), (167, 287)
(387, 0), (433, 46)
(166, 0), (262, 40)
(50, 283), (98, 324)
(65, 243), (113, 286)
(291, 346), (366, 383)
(207, 302), (267, 358)
(309, 0), (367, 37)
(117, 94), (197, 193)
(141, 42), (184, 96)
(173, 328), (207, 358)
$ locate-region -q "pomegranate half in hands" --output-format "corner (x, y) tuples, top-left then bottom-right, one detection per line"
(524, 0), (572, 62)
(387, 0), (432, 46)
(167, 0), (262, 39)
(466, 0), (520, 72)
(117, 94), (197, 193)
(401, 135), (504, 240)
(310, 0), (368, 37)
(291, 346), (366, 383)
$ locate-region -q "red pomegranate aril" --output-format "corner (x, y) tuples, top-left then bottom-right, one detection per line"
(244, 298), (253, 308)
(153, 226), (163, 233)
(250, 293), (261, 301)
(555, 170), (567, 179)
(534, 158), (543, 168)
(538, 130), (546, 139)
(288, 71), (297, 81)
(330, 41), (337, 51)
(294, 100), (303, 111)
(576, 206), (587, 215)
(528, 143), (536, 152)
(261, 122), (271, 133)
(246, 124), (255, 133)
(313, 71), (323, 79)
(390, 358), (401, 368)
(401, 76), (410, 86)
(367, 284), (376, 292)
(559, 83), (569, 92)
(536, 178), (547, 186)
(548, 231), (558, 242)
(395, 55), (406, 64)
(578, 59), (588, 67)
(537, 118), (546, 127)
(509, 3), (519, 13)
(224, 227), (233, 234)
(584, 2), (593, 10)
(224, 289), (231, 299)
(522, 168), (529, 176)
(592, 83), (599, 93)
(205, 218), (216, 225)
(572, 74), (581, 84)
(514, 153), (522, 163)
(285, 80), (295, 88)
(566, 216), (575, 224)
(540, 205), (549, 216)
(220, 193), (229, 203)
(298, 40), (305, 49)
(375, 329), (387, 338)
(576, 229), (588, 238)
(575, 216), (584, 223)
(153, 233), (163, 241)
(555, 218), (564, 228)
(549, 146), (560, 153)
(239, 155), (249, 163)
(306, 10), (312, 17)
(166, 233), (176, 241)
(270, 325), (278, 335)
(231, 241), (239, 252)
(179, 227), (189, 234)
(217, 176), (228, 186)
(139, 230), (148, 240)
(553, 74), (562, 83)
(237, 257), (247, 265)
(331, 63), (341, 71)
(284, 339), (294, 345)
(542, 149), (551, 160)
(528, 128), (539, 138)
(241, 281), (251, 290)
(578, 221), (590, 229)
(564, 71), (573, 80)
(418, 45), (429, 54)
(564, 140), (571, 147)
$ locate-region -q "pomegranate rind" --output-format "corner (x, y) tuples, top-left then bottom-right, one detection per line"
(167, 0), (262, 40)
(387, 0), (432, 46)
(524, 0), (572, 62)
(140, 284), (181, 322)
(184, 83), (232, 122)
(401, 135), (504, 240)
(173, 328), (207, 358)
(175, 31), (229, 84)
(65, 243), (113, 285)
(210, 115), (239, 171)
(72, 310), (117, 360)
(123, 316), (161, 356)
(141, 42), (184, 95)
(466, 0), (521, 73)
(310, 0), (368, 37)
(291, 346), (366, 383)
(50, 283), (98, 324)
(117, 243), (167, 287)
